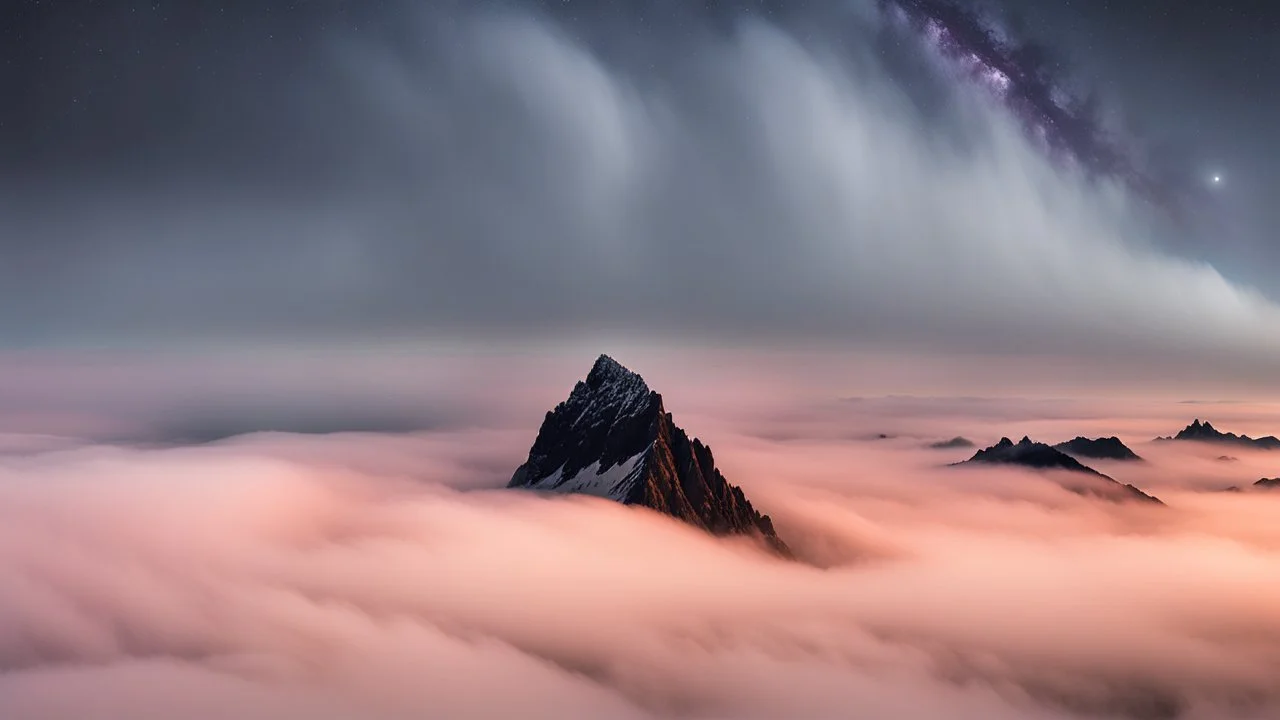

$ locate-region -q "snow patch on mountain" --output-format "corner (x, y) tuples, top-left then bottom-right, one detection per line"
(529, 445), (651, 501)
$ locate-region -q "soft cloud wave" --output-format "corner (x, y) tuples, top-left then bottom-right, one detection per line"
(2, 390), (1280, 719)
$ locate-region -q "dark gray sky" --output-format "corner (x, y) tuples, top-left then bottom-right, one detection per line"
(992, 0), (1280, 281)
(1, 0), (1278, 379)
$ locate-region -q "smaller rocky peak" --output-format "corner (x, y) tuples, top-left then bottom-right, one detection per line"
(929, 437), (975, 450)
(1166, 420), (1280, 449)
(1174, 419), (1223, 440)
(1054, 436), (1143, 461)
(956, 436), (1162, 504)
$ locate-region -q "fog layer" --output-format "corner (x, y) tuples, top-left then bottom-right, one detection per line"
(2, 373), (1280, 720)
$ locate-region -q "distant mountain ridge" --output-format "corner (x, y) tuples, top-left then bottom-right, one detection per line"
(1157, 419), (1280, 449)
(963, 436), (1110, 475)
(1221, 479), (1280, 493)
(1054, 436), (1143, 461)
(957, 437), (1163, 504)
(508, 355), (789, 555)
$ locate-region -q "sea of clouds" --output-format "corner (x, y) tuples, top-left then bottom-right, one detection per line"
(1, 352), (1279, 720)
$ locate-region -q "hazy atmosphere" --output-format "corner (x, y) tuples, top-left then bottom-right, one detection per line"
(4, 1), (1280, 377)
(2, 1), (1279, 718)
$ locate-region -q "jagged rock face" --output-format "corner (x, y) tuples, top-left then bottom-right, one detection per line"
(508, 355), (658, 502)
(509, 355), (789, 555)
(1054, 436), (1142, 461)
(959, 437), (1163, 505)
(1162, 419), (1280, 449)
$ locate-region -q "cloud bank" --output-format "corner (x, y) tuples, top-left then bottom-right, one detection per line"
(2, 381), (1280, 720)
(4, 1), (1280, 382)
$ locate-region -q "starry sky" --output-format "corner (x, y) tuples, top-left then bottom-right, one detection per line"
(997, 0), (1280, 275)
(1, 0), (1278, 385)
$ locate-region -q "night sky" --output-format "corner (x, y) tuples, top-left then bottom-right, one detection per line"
(1, 0), (1278, 376)
(5, 2), (1275, 189)
(9, 7), (1280, 718)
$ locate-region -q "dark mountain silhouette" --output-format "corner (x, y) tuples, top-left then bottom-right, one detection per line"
(1157, 419), (1280, 449)
(1222, 479), (1280, 493)
(963, 436), (1106, 474)
(956, 437), (1163, 504)
(508, 355), (789, 555)
(930, 436), (976, 450)
(1054, 436), (1143, 461)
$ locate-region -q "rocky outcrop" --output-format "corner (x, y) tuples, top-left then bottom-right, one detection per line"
(957, 437), (1163, 505)
(1157, 420), (1280, 449)
(1054, 436), (1143, 461)
(929, 436), (976, 450)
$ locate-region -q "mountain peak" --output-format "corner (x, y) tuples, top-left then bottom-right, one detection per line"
(1054, 436), (1143, 462)
(510, 355), (789, 555)
(929, 436), (975, 450)
(588, 353), (637, 384)
(958, 436), (1162, 504)
(559, 355), (656, 439)
(1165, 420), (1280, 449)
(967, 436), (1098, 474)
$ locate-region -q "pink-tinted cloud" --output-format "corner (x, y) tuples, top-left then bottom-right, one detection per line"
(1, 382), (1279, 720)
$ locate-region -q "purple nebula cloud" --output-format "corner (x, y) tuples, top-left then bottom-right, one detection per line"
(883, 0), (1177, 214)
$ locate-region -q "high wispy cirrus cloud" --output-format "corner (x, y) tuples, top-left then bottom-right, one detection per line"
(5, 0), (1280, 383)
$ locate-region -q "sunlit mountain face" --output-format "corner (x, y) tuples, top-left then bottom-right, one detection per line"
(2, 1), (1280, 719)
